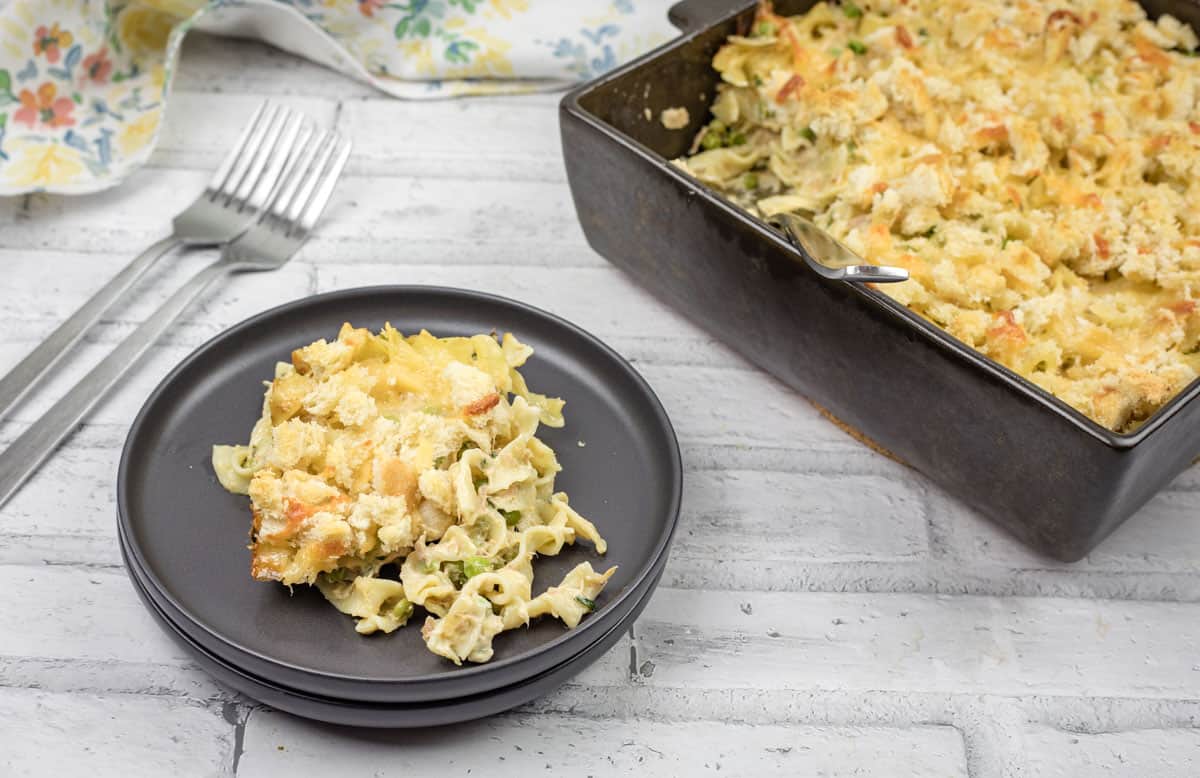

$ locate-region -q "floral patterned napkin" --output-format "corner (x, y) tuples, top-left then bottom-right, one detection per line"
(0, 0), (675, 195)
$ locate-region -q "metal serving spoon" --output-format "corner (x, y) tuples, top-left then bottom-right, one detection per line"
(769, 212), (909, 283)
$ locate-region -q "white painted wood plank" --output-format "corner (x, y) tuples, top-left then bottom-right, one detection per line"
(240, 710), (968, 777)
(0, 169), (587, 261)
(152, 93), (338, 172)
(640, 363), (858, 450)
(0, 340), (198, 427)
(1021, 727), (1200, 778)
(315, 263), (701, 341)
(0, 688), (233, 777)
(0, 249), (313, 340)
(154, 91), (566, 181)
(670, 469), (931, 564)
(335, 94), (565, 181)
(0, 566), (187, 666)
(928, 483), (1200, 576)
(15, 562), (1200, 704)
(1086, 489), (1200, 572)
(0, 445), (120, 539)
(317, 261), (753, 367)
(634, 588), (1200, 700)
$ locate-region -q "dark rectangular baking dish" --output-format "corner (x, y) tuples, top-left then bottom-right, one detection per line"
(559, 0), (1200, 561)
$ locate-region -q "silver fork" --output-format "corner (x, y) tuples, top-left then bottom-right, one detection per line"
(0, 101), (305, 423)
(0, 125), (352, 509)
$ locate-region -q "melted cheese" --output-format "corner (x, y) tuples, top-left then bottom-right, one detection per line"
(678, 0), (1200, 431)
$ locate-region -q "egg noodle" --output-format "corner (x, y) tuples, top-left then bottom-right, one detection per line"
(678, 0), (1200, 431)
(212, 324), (613, 665)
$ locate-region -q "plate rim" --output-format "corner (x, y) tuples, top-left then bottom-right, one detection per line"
(125, 541), (664, 728)
(116, 284), (682, 686)
(116, 507), (673, 702)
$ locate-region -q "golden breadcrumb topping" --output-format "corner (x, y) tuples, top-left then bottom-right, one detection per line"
(679, 0), (1200, 431)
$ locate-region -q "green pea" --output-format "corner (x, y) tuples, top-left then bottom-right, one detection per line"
(390, 599), (413, 622)
(700, 130), (724, 151)
(843, 2), (862, 19)
(743, 172), (759, 190)
(464, 556), (493, 579)
(847, 40), (867, 55)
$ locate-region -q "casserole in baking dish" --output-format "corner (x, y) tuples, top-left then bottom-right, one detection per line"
(559, 0), (1200, 560)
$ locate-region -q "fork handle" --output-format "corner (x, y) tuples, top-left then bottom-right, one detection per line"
(0, 260), (229, 509)
(0, 236), (180, 422)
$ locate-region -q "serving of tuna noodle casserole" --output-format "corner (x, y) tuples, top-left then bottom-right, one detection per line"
(212, 324), (613, 665)
(677, 0), (1200, 431)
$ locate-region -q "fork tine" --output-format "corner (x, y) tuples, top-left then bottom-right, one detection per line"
(214, 103), (280, 205)
(253, 121), (314, 218)
(227, 104), (291, 208)
(242, 111), (305, 214)
(258, 124), (324, 226)
(280, 131), (339, 229)
(296, 138), (352, 237)
(206, 101), (268, 195)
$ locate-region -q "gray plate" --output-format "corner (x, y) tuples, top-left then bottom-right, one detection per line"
(117, 286), (681, 702)
(120, 529), (663, 728)
(117, 505), (672, 704)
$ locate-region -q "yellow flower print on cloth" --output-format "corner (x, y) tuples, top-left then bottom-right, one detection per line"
(0, 0), (674, 194)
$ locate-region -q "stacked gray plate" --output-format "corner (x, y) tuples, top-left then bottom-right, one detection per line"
(116, 287), (681, 727)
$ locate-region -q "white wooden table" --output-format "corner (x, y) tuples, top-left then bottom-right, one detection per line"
(3, 32), (1200, 778)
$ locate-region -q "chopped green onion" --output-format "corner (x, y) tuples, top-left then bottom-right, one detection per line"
(575, 595), (597, 610)
(463, 556), (493, 579)
(753, 75), (765, 87)
(743, 172), (759, 190)
(1000, 236), (1011, 250)
(918, 27), (928, 36)
(500, 509), (522, 527)
(842, 2), (863, 19)
(847, 40), (867, 55)
(800, 126), (817, 143)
